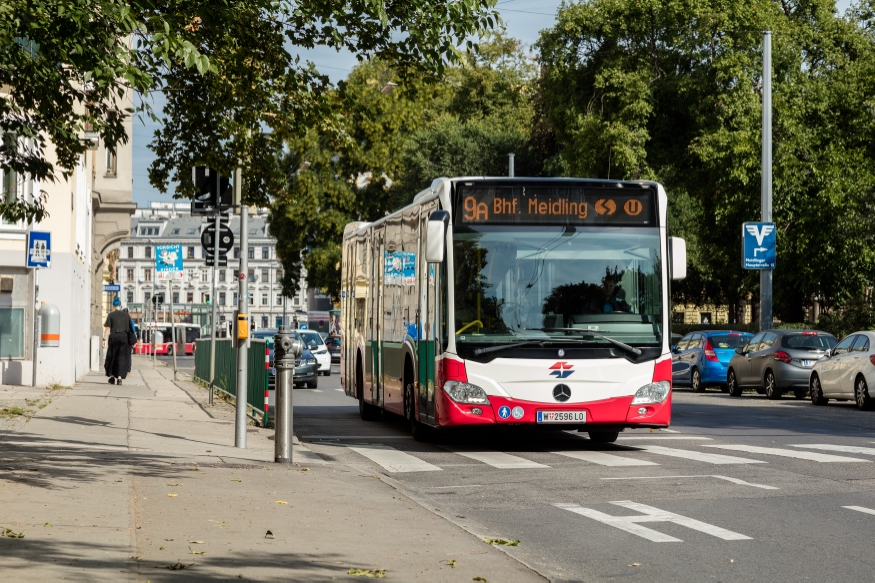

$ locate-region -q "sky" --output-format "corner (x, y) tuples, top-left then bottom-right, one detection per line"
(130, 0), (854, 207)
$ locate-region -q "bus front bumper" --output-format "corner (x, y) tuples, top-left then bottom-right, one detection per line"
(436, 391), (671, 428)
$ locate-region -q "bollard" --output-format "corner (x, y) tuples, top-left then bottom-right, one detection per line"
(273, 326), (303, 464)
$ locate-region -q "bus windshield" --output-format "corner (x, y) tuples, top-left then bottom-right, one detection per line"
(452, 225), (663, 348)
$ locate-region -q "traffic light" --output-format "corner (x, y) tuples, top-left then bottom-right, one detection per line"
(151, 293), (165, 306)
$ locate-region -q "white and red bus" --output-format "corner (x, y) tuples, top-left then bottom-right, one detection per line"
(340, 177), (686, 442)
(135, 323), (201, 355)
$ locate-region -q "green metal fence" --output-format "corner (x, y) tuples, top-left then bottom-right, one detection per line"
(194, 338), (269, 423)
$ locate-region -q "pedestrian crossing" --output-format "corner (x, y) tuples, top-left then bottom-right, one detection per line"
(321, 438), (875, 474)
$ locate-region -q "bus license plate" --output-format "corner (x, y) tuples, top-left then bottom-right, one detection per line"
(537, 411), (586, 423)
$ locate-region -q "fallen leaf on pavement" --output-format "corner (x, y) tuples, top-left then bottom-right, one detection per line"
(628, 563), (640, 567)
(300, 468), (309, 472)
(159, 547), (165, 550)
(347, 568), (386, 578)
(265, 530), (274, 539)
(483, 538), (519, 547)
(164, 539), (174, 541)
(167, 483), (181, 486)
(231, 478), (242, 482)
(165, 561), (193, 570)
(3, 529), (24, 538)
(44, 523), (52, 527)
(443, 560), (457, 568)
(189, 547), (206, 555)
(168, 494), (178, 497)
(473, 578), (488, 582)
(206, 450), (212, 452)
(189, 541), (205, 544)
(276, 500), (288, 505)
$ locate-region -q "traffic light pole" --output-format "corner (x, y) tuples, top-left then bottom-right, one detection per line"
(235, 171), (249, 449)
(761, 31), (773, 331)
(208, 212), (220, 406)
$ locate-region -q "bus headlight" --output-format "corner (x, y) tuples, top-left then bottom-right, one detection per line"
(631, 381), (671, 405)
(443, 381), (491, 405)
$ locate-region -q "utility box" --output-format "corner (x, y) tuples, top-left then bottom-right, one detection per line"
(39, 303), (60, 347)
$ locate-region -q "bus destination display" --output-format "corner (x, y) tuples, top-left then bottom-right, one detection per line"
(456, 185), (656, 226)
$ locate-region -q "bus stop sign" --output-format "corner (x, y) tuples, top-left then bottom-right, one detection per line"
(742, 222), (776, 270)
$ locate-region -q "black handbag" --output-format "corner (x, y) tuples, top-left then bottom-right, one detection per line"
(127, 321), (138, 346)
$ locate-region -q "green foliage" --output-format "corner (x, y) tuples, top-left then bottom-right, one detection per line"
(270, 35), (540, 299)
(817, 297), (875, 339)
(536, 0), (875, 321)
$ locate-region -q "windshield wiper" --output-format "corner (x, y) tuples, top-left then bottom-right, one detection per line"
(528, 327), (643, 356)
(472, 338), (581, 356)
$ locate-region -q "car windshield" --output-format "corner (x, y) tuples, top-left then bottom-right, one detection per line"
(709, 335), (750, 349)
(299, 331), (324, 349)
(452, 225), (663, 349)
(781, 333), (836, 350)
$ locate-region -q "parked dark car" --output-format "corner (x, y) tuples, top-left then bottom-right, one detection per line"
(672, 331), (754, 392)
(325, 336), (341, 363)
(726, 329), (837, 399)
(252, 330), (319, 389)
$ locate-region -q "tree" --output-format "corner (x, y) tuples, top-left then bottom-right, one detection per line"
(0, 1), (213, 222)
(537, 0), (875, 321)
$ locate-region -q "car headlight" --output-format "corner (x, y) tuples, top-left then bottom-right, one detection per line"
(443, 381), (490, 404)
(631, 380), (671, 405)
(305, 358), (316, 365)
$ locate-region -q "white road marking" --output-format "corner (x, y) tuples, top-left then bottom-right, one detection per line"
(335, 388), (345, 391)
(555, 500), (751, 542)
(600, 475), (778, 490)
(704, 444), (871, 463)
(792, 444), (875, 455)
(843, 506), (875, 516)
(617, 436), (712, 441)
(346, 444), (441, 473)
(551, 450), (659, 467)
(450, 450), (550, 469)
(660, 428), (682, 433)
(638, 445), (766, 465)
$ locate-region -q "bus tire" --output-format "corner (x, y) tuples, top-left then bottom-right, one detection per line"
(166, 344), (174, 356)
(358, 354), (380, 421)
(588, 430), (619, 444)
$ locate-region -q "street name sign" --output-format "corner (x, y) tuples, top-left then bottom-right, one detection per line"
(26, 231), (51, 268)
(742, 222), (776, 270)
(103, 284), (121, 293)
(156, 244), (184, 281)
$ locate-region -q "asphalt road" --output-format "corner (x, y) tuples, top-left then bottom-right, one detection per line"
(156, 354), (195, 376)
(291, 376), (875, 581)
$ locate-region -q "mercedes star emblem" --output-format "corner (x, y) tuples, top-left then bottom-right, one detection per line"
(553, 384), (572, 402)
(557, 348), (565, 357)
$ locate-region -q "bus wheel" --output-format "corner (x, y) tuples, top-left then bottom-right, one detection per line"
(405, 382), (435, 442)
(166, 345), (174, 355)
(357, 356), (380, 421)
(588, 430), (619, 444)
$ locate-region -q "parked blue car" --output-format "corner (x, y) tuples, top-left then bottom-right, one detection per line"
(672, 330), (754, 392)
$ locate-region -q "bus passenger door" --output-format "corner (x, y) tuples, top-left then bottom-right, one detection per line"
(368, 227), (385, 407)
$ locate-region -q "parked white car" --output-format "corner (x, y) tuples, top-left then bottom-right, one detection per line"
(809, 331), (875, 410)
(298, 329), (331, 376)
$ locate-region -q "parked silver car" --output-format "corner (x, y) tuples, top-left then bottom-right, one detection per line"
(726, 329), (836, 399)
(809, 331), (875, 410)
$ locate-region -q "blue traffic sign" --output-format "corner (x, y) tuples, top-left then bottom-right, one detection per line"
(26, 231), (51, 268)
(103, 284), (121, 293)
(155, 244), (184, 281)
(299, 323), (308, 330)
(742, 222), (776, 270)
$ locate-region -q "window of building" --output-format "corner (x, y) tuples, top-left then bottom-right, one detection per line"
(233, 292), (238, 305)
(261, 316), (268, 328)
(144, 268), (152, 282)
(144, 291), (151, 303)
(261, 293), (268, 306)
(261, 268), (269, 282)
(126, 268), (134, 282)
(276, 293), (283, 306)
(126, 291), (134, 303)
(172, 292), (179, 304)
(250, 228), (257, 235)
(188, 228), (197, 234)
(127, 246), (133, 259)
(187, 246), (195, 259)
(233, 247), (240, 259)
(105, 148), (117, 177)
(248, 268), (255, 282)
(218, 269), (225, 283)
(202, 293), (210, 304)
(233, 270), (240, 280)
(249, 293), (254, 305)
(145, 246), (152, 259)
(277, 269), (284, 280)
(262, 247), (269, 259)
(248, 247), (254, 259)
(187, 292), (194, 303)
(171, 228), (180, 235)
(201, 269), (209, 282)
(186, 269), (195, 281)
(219, 292), (226, 306)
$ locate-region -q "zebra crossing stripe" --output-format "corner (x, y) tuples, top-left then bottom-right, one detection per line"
(637, 445), (766, 465)
(843, 506), (875, 516)
(346, 444), (442, 473)
(704, 444), (871, 463)
(555, 501), (751, 542)
(551, 450), (659, 467)
(791, 444), (875, 456)
(450, 450), (550, 469)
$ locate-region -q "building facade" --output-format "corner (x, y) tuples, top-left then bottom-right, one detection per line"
(117, 202), (309, 331)
(0, 102), (135, 385)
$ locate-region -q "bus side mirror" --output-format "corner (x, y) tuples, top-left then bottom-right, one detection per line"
(670, 237), (687, 280)
(426, 210), (450, 263)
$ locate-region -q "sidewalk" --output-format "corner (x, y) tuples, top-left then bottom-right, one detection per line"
(0, 356), (541, 581)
